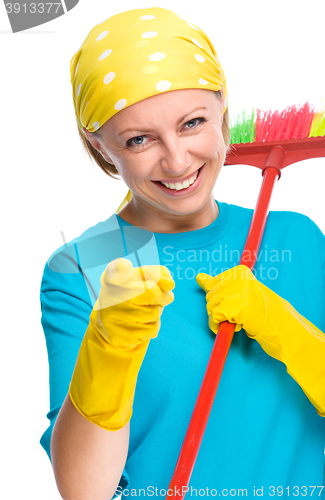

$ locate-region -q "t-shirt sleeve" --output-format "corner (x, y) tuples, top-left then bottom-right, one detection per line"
(39, 244), (130, 492)
(308, 217), (325, 284)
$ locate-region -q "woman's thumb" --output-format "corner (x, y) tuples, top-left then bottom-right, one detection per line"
(196, 273), (212, 291)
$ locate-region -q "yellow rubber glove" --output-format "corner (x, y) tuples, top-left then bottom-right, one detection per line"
(69, 258), (175, 431)
(196, 265), (325, 416)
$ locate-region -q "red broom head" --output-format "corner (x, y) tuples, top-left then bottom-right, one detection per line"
(227, 103), (325, 169)
(230, 102), (325, 144)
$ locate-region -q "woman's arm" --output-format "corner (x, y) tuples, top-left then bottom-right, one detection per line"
(196, 265), (325, 415)
(51, 394), (129, 500)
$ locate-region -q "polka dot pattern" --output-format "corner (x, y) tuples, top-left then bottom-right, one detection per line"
(186, 22), (199, 30)
(115, 99), (127, 110)
(156, 80), (171, 91)
(195, 54), (205, 63)
(191, 39), (203, 48)
(70, 7), (228, 135)
(135, 39), (150, 48)
(142, 31), (158, 38)
(99, 49), (112, 60)
(149, 52), (165, 61)
(96, 30), (108, 41)
(104, 72), (115, 84)
(143, 65), (159, 74)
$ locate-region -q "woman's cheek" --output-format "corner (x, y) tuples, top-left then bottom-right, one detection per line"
(190, 130), (224, 160)
(121, 158), (153, 187)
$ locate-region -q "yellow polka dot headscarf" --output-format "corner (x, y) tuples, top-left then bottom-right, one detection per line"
(70, 7), (228, 135)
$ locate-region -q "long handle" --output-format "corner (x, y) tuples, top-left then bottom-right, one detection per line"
(167, 147), (284, 499)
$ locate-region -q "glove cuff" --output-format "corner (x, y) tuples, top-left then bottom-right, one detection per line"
(69, 324), (150, 431)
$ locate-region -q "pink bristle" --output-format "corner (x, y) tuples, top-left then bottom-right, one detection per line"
(255, 103), (316, 142)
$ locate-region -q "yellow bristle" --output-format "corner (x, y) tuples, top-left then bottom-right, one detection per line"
(309, 108), (325, 137)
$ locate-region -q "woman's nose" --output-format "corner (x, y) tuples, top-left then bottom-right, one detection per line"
(160, 137), (191, 175)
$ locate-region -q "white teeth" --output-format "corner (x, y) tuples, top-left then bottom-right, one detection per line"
(161, 170), (199, 190)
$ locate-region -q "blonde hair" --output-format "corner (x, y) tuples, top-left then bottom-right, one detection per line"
(78, 91), (230, 179)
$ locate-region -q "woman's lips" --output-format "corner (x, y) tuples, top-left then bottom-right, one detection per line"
(152, 164), (205, 197)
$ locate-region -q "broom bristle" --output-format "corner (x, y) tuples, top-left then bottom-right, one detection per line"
(230, 102), (325, 144)
(229, 109), (255, 144)
(309, 108), (325, 137)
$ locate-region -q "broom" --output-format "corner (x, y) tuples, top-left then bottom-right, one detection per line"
(166, 102), (325, 498)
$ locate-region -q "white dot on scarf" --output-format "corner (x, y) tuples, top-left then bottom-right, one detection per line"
(135, 39), (150, 48)
(140, 15), (155, 20)
(149, 52), (165, 61)
(156, 80), (171, 91)
(115, 99), (127, 110)
(74, 62), (79, 77)
(77, 83), (82, 96)
(96, 31), (109, 41)
(142, 31), (158, 38)
(143, 65), (158, 74)
(103, 72), (115, 84)
(98, 17), (110, 25)
(195, 54), (205, 63)
(199, 78), (208, 85)
(93, 121), (100, 130)
(191, 39), (203, 48)
(99, 49), (112, 60)
(186, 22), (199, 30)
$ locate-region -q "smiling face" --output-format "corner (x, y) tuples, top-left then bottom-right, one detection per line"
(84, 88), (226, 232)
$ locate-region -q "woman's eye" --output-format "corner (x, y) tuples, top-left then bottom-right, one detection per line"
(127, 135), (147, 147)
(184, 117), (205, 129)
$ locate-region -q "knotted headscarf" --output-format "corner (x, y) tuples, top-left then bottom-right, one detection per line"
(70, 7), (228, 211)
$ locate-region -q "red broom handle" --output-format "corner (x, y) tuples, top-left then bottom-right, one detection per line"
(167, 146), (284, 499)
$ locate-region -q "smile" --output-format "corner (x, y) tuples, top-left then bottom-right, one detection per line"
(152, 164), (205, 196)
(160, 170), (199, 190)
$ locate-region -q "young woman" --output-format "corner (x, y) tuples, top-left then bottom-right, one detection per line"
(40, 7), (325, 500)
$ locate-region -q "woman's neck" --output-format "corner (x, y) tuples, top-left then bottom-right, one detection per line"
(117, 196), (219, 233)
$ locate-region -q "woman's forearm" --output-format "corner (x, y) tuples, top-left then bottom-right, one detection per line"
(51, 394), (129, 500)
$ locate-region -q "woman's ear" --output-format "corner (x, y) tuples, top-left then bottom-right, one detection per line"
(82, 127), (114, 164)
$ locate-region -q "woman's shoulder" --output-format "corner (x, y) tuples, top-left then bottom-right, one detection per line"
(224, 201), (324, 235)
(41, 213), (121, 293)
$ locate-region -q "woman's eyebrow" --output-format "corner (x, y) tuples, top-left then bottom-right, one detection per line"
(116, 106), (208, 137)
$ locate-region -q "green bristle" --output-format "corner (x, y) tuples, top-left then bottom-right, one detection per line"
(230, 109), (256, 144)
(309, 108), (325, 137)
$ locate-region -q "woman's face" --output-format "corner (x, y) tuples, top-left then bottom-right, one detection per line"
(86, 88), (226, 219)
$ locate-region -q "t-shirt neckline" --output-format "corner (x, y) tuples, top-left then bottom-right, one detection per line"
(116, 200), (231, 249)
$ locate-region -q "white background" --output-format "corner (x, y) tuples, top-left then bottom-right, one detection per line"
(1, 0), (324, 498)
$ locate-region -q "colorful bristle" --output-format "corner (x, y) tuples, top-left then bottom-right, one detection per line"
(230, 102), (325, 144)
(309, 108), (325, 137)
(230, 109), (255, 144)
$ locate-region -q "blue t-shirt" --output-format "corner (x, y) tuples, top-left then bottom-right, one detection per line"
(40, 201), (325, 498)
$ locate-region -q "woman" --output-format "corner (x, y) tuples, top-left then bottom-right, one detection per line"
(40, 7), (325, 500)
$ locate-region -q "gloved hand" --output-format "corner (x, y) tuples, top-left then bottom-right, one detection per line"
(69, 258), (175, 430)
(196, 264), (325, 416)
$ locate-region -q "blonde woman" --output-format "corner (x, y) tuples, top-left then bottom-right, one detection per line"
(40, 7), (325, 500)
